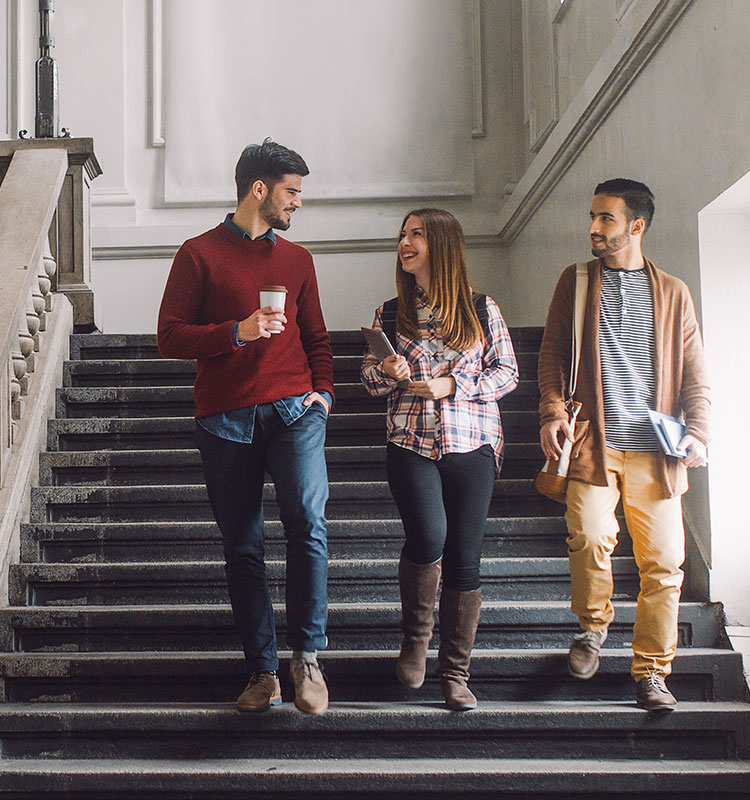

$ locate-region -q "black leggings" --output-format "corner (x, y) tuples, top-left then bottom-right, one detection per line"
(386, 442), (496, 591)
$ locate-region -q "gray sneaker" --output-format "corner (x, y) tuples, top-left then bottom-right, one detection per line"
(636, 672), (677, 711)
(567, 629), (607, 680)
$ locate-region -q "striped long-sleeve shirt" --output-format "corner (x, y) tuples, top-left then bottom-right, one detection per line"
(360, 290), (519, 472)
(599, 266), (660, 450)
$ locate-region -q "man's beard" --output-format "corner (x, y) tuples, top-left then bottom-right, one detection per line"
(260, 197), (290, 230)
(591, 231), (630, 257)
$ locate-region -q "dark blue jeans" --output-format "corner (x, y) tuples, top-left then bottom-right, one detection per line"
(195, 402), (329, 673)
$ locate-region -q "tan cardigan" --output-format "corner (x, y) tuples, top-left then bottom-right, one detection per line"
(538, 258), (710, 498)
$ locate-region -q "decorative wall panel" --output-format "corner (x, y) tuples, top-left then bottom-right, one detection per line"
(159, 0), (475, 205)
(521, 0), (558, 153)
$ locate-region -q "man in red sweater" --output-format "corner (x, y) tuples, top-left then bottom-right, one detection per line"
(158, 138), (334, 714)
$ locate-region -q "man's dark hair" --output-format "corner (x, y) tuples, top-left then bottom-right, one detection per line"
(594, 178), (655, 231)
(235, 137), (309, 202)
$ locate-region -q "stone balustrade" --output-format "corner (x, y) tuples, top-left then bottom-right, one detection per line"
(0, 149), (68, 480)
(8, 246), (59, 429)
(0, 138), (98, 613)
(0, 146), (78, 603)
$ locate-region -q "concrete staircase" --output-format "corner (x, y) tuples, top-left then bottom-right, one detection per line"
(0, 329), (747, 798)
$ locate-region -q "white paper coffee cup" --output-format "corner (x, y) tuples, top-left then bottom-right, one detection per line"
(259, 285), (287, 333)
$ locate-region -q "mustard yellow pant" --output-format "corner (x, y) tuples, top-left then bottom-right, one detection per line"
(565, 448), (685, 680)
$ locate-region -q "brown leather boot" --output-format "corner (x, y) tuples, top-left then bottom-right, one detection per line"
(395, 555), (442, 689)
(438, 587), (482, 710)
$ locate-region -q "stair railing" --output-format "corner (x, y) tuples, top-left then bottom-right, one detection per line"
(0, 147), (72, 601)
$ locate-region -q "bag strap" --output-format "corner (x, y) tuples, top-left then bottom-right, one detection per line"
(472, 292), (490, 344)
(381, 297), (399, 349)
(568, 262), (589, 405)
(380, 293), (490, 349)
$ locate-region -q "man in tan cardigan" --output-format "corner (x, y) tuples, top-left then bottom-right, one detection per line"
(538, 178), (710, 710)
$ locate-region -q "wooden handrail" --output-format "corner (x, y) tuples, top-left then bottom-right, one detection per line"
(0, 148), (67, 483)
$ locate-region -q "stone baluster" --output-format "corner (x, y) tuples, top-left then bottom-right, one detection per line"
(10, 349), (26, 422)
(31, 285), (46, 336)
(40, 239), (57, 312)
(25, 294), (40, 378)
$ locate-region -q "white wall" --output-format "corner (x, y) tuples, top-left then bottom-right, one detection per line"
(699, 181), (750, 625)
(3, 0), (518, 332)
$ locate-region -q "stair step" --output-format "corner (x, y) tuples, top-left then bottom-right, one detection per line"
(69, 334), (163, 361)
(37, 443), (544, 486)
(62, 353), (541, 387)
(46, 414), (384, 450)
(24, 515), (617, 563)
(0, 756), (747, 798)
(0, 702), (746, 761)
(55, 384), (389, 417)
(29, 482), (562, 523)
(7, 557), (640, 606)
(55, 382), (540, 417)
(68, 328), (545, 360)
(47, 411), (541, 451)
(0, 602), (723, 653)
(62, 355), (381, 388)
(0, 649), (743, 704)
(64, 359), (198, 387)
(67, 331), (376, 361)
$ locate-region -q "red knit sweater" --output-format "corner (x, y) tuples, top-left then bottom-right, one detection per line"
(157, 224), (334, 418)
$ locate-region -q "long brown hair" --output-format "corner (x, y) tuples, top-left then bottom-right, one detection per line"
(395, 208), (483, 351)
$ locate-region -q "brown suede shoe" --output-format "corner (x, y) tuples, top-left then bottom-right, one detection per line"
(567, 629), (607, 680)
(636, 672), (677, 711)
(291, 659), (329, 714)
(236, 671), (281, 712)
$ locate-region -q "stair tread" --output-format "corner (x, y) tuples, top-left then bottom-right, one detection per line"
(2, 599), (715, 612)
(0, 699), (747, 721)
(38, 443), (542, 460)
(13, 556), (635, 571)
(0, 647), (738, 666)
(0, 755), (747, 774)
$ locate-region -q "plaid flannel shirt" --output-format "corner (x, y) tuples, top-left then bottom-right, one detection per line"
(360, 290), (518, 471)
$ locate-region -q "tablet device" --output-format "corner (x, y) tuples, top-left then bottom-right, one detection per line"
(360, 327), (396, 362)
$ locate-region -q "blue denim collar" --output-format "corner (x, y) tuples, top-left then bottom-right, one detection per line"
(223, 213), (277, 245)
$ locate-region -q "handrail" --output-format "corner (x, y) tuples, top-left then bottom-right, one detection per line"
(0, 148), (68, 483)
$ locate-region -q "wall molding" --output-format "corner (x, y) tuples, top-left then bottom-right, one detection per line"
(499, 0), (693, 245)
(3, 0), (18, 140)
(471, 0), (485, 138)
(148, 0), (165, 148)
(520, 0), (558, 154)
(93, 234), (503, 261)
(92, 189), (137, 208)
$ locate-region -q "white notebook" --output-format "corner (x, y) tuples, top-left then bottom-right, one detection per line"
(647, 410), (707, 464)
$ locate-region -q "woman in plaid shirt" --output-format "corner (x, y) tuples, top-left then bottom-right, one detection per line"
(361, 208), (518, 710)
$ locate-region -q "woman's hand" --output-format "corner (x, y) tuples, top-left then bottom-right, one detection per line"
(409, 377), (456, 400)
(381, 354), (410, 381)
